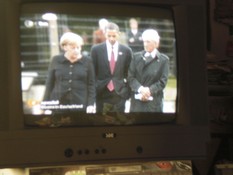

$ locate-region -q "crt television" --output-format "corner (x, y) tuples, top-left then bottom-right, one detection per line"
(0, 0), (209, 168)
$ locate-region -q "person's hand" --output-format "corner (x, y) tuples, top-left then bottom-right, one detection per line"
(140, 87), (151, 101)
(129, 38), (135, 43)
(86, 105), (96, 113)
(44, 110), (52, 115)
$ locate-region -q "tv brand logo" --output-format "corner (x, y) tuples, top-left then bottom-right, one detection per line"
(103, 133), (116, 138)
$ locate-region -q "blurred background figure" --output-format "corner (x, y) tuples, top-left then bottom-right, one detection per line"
(126, 18), (143, 53)
(93, 18), (109, 44)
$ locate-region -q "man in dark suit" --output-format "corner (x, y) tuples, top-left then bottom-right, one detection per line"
(91, 22), (133, 113)
(128, 29), (169, 112)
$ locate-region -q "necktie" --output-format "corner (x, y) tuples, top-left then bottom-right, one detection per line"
(110, 47), (115, 74)
(107, 47), (115, 91)
(144, 52), (154, 64)
(145, 55), (153, 63)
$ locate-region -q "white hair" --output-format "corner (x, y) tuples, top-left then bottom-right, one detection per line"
(99, 18), (108, 30)
(142, 29), (160, 43)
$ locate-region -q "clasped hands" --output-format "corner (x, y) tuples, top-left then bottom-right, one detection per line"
(139, 87), (152, 101)
(86, 105), (96, 113)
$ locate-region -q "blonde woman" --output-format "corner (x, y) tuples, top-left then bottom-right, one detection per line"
(43, 32), (95, 114)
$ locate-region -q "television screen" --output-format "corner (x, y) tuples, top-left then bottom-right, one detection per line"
(20, 3), (177, 127)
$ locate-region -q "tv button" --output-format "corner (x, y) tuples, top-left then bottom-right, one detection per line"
(64, 148), (74, 158)
(136, 146), (143, 154)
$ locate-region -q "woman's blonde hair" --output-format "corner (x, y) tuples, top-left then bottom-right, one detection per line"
(59, 32), (84, 48)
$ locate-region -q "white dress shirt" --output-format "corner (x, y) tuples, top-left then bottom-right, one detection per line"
(106, 41), (119, 61)
(144, 49), (158, 59)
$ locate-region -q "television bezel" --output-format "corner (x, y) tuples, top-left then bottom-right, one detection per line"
(0, 0), (209, 168)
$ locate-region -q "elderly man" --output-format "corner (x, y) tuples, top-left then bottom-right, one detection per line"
(127, 29), (169, 112)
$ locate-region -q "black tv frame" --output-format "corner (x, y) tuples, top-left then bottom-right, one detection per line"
(0, 0), (209, 168)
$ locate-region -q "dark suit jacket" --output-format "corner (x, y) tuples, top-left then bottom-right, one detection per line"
(127, 30), (144, 52)
(91, 42), (133, 99)
(43, 54), (95, 109)
(128, 51), (169, 112)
